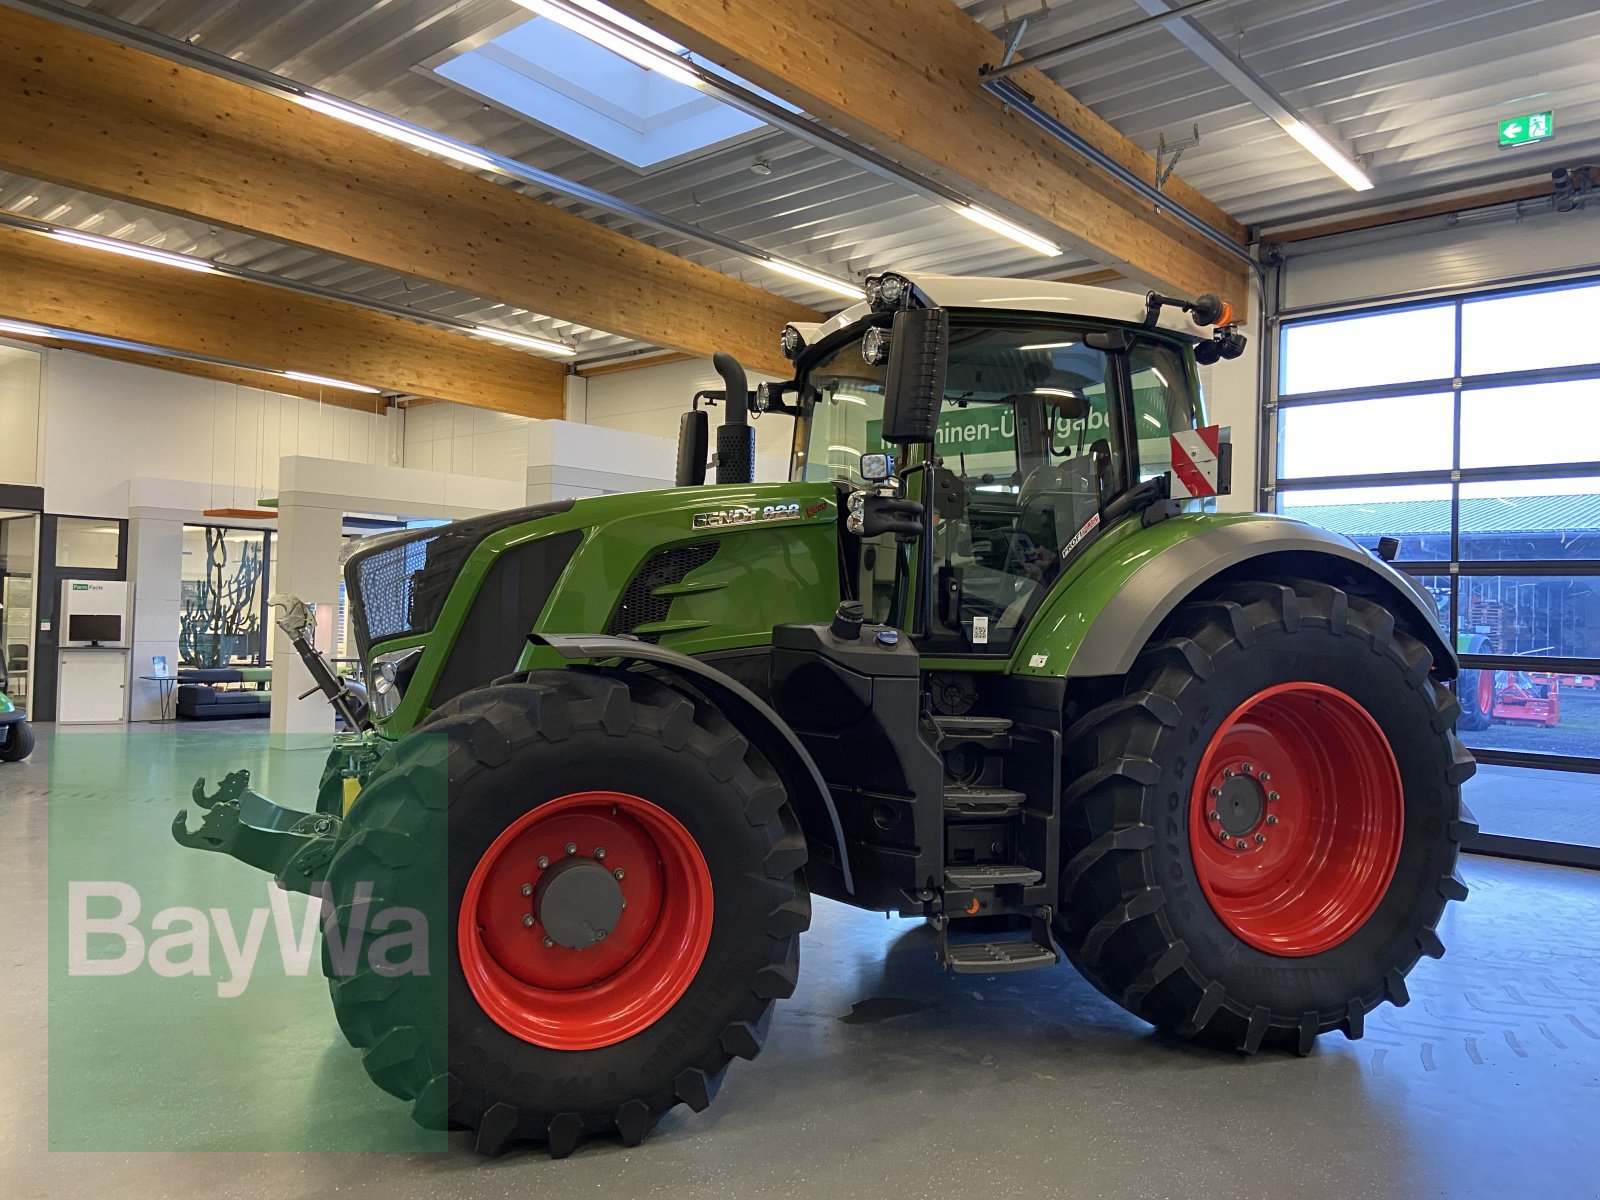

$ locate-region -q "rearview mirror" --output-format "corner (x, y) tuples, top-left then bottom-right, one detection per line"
(676, 409), (709, 487)
(880, 307), (948, 444)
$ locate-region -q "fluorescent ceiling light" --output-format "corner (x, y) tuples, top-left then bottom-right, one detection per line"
(282, 370), (383, 394)
(957, 205), (1062, 257)
(473, 324), (576, 356)
(1281, 120), (1373, 192)
(0, 318), (53, 338)
(760, 259), (864, 300)
(513, 0), (701, 87)
(296, 93), (501, 172)
(49, 228), (217, 273)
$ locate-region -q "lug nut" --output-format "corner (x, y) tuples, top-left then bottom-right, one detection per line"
(614, 868), (625, 880)
(594, 929), (607, 942)
(1259, 772), (1271, 782)
(594, 847), (606, 860)
(520, 883), (532, 897)
(1235, 839), (1248, 849)
(1223, 768), (1235, 779)
(1210, 786), (1223, 799)
(537, 856), (549, 869)
(1241, 763), (1254, 774)
(1209, 810), (1221, 822)
(542, 936), (554, 948)
(522, 914), (535, 927)
(1266, 815), (1279, 826)
(565, 842), (578, 855)
(1254, 833), (1267, 844)
(1268, 791), (1280, 802)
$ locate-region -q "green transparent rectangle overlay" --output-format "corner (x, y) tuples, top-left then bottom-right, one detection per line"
(47, 727), (447, 1152)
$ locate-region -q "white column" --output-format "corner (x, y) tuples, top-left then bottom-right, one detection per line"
(267, 496), (343, 751)
(125, 506), (185, 721)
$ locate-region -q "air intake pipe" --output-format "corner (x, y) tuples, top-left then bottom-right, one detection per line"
(712, 351), (755, 484)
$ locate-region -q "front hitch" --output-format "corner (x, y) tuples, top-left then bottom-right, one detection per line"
(172, 769), (344, 894)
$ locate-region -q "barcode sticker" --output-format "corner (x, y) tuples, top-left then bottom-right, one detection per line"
(972, 616), (989, 645)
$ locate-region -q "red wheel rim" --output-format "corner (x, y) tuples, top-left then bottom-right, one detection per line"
(457, 791), (714, 1051)
(1188, 682), (1403, 957)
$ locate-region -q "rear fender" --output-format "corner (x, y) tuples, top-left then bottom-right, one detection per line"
(1013, 514), (1457, 681)
(532, 634), (853, 896)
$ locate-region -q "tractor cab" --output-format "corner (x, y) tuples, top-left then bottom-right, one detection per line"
(773, 271), (1241, 657)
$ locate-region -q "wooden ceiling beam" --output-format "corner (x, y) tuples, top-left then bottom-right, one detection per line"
(0, 222), (567, 417)
(0, 7), (819, 377)
(610, 0), (1250, 313)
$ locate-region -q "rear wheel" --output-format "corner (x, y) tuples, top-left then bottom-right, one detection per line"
(0, 719), (34, 762)
(1057, 579), (1475, 1054)
(1456, 668), (1493, 731)
(322, 671), (809, 1156)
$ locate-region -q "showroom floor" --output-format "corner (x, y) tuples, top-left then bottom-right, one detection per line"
(3, 722), (1598, 1200)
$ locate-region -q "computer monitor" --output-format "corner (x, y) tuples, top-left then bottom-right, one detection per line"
(68, 613), (122, 645)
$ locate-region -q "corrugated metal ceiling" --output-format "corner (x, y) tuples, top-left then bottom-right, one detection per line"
(961, 0), (1600, 228)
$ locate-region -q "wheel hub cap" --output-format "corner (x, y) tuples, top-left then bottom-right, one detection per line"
(1214, 769), (1266, 837)
(534, 858), (625, 949)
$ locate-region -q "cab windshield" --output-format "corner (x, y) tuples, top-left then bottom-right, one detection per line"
(791, 318), (1204, 653)
(791, 331), (887, 485)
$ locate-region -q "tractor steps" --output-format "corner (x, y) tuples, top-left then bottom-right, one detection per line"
(943, 785), (1028, 818)
(942, 939), (1058, 974)
(932, 714), (1013, 750)
(935, 905), (1061, 974)
(944, 864), (1042, 889)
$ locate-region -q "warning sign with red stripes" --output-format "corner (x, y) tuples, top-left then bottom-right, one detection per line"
(1170, 425), (1226, 498)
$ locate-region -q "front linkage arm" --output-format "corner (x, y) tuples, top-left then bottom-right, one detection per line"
(172, 769), (345, 894)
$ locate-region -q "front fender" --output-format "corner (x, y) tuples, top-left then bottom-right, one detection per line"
(531, 633), (853, 896)
(1013, 513), (1456, 680)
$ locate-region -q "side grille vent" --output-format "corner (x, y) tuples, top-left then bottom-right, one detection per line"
(607, 542), (719, 642)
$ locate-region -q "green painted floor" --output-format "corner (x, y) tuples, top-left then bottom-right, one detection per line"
(3, 720), (1599, 1198)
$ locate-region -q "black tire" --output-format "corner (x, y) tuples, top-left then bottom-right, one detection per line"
(321, 670), (809, 1156)
(1456, 669), (1492, 731)
(0, 719), (34, 762)
(1056, 579), (1476, 1055)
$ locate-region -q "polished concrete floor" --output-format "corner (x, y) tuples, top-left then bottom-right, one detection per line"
(3, 721), (1598, 1199)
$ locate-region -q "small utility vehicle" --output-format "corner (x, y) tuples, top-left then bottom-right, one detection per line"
(0, 649), (33, 761)
(175, 272), (1475, 1156)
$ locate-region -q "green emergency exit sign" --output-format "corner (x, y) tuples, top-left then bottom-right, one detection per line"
(1499, 111), (1554, 148)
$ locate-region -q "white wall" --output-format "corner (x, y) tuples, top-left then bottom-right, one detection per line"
(401, 400), (532, 483)
(0, 342), (43, 488)
(1281, 201), (1600, 313)
(1199, 341), (1261, 514)
(39, 350), (402, 518)
(577, 356), (791, 480)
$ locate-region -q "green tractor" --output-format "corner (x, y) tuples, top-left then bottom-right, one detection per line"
(174, 272), (1475, 1157)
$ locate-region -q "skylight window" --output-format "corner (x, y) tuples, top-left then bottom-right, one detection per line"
(432, 11), (782, 171)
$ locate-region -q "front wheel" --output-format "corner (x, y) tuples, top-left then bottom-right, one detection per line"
(1057, 579), (1475, 1054)
(321, 671), (809, 1156)
(0, 719), (34, 762)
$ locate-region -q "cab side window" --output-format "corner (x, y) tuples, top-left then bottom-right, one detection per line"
(1129, 339), (1208, 508)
